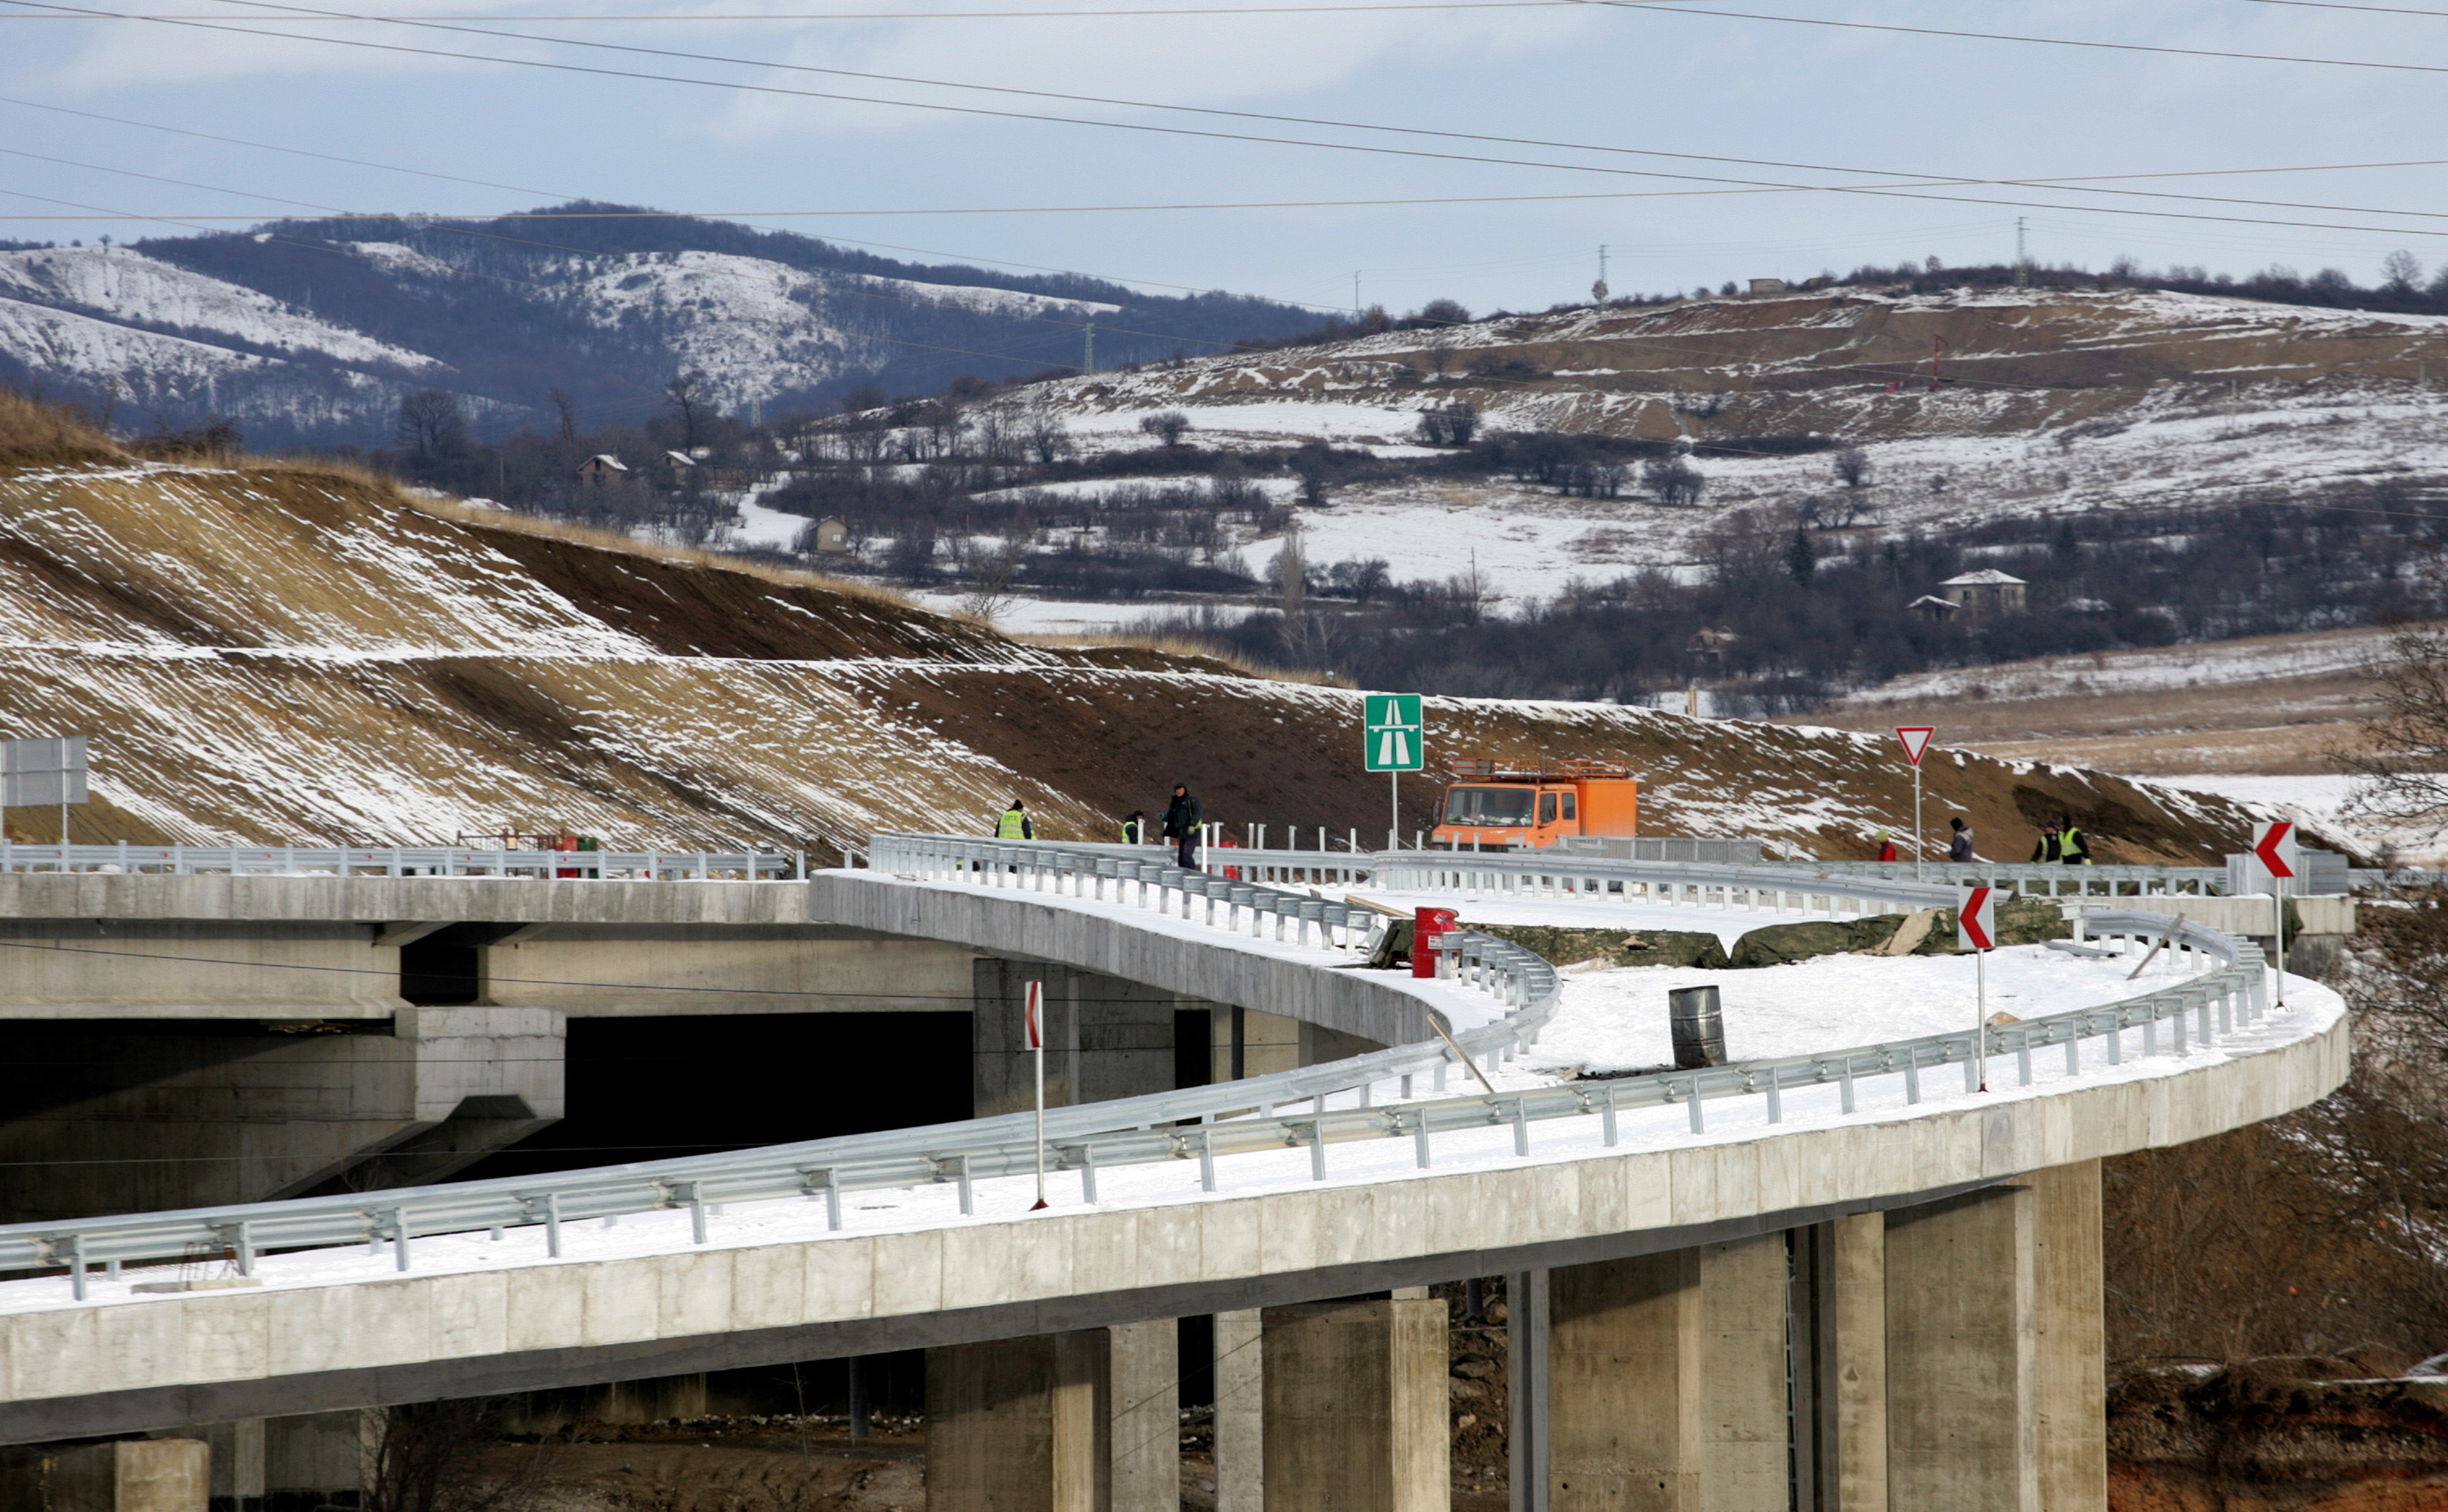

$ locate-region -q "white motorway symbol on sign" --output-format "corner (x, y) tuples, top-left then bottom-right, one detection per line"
(1365, 694), (1424, 772)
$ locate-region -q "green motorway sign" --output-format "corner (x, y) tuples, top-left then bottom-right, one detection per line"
(1365, 693), (1424, 772)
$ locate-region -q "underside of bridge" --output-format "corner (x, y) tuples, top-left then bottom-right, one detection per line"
(0, 891), (1381, 1512)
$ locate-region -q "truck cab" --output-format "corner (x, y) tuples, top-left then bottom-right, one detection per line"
(1429, 758), (1638, 851)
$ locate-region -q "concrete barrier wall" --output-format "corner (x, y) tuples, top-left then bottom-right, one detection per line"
(0, 999), (2347, 1443)
(808, 875), (1443, 1050)
(0, 875), (814, 927)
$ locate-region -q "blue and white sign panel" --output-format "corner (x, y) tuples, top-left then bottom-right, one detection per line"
(1364, 694), (1424, 772)
(0, 736), (86, 808)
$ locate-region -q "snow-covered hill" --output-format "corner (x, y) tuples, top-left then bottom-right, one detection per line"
(970, 285), (2448, 604)
(0, 210), (1312, 448)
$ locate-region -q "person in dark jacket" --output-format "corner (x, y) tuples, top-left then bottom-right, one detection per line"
(1162, 784), (1201, 870)
(1121, 810), (1147, 844)
(2031, 820), (2062, 863)
(1948, 817), (1974, 862)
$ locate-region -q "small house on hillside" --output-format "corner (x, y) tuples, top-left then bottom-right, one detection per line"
(1908, 595), (1960, 622)
(1748, 277), (1786, 294)
(1938, 569), (2028, 614)
(810, 517), (851, 554)
(664, 450), (699, 486)
(576, 454), (628, 488)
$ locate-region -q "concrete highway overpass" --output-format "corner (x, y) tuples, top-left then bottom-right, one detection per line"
(0, 844), (2347, 1512)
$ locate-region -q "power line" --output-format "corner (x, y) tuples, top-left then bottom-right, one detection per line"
(1588, 0), (2448, 76)
(0, 0), (1588, 15)
(17, 0), (2448, 248)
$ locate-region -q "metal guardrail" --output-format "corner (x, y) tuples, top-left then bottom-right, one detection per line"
(0, 840), (2276, 1298)
(0, 842), (802, 880)
(1770, 859), (2229, 896)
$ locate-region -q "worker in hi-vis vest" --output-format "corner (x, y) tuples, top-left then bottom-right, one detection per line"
(996, 800), (1033, 840)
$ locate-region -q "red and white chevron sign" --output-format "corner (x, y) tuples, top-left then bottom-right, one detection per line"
(2252, 820), (2297, 882)
(1025, 978), (1045, 1049)
(1957, 885), (1996, 951)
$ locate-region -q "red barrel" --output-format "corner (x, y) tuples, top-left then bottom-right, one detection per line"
(1412, 906), (1459, 978)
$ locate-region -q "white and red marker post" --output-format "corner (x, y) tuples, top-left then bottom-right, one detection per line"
(1959, 884), (1997, 1091)
(1027, 978), (1050, 1209)
(2251, 820), (2298, 1008)
(1896, 726), (1936, 881)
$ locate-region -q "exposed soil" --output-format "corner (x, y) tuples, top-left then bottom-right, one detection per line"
(0, 456), (2284, 860)
(2110, 1367), (2448, 1511)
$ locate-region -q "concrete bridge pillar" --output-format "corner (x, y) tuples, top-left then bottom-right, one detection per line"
(0, 1007), (563, 1224)
(262, 1411), (369, 1512)
(1212, 1308), (1264, 1512)
(0, 1439), (208, 1512)
(1883, 1161), (2105, 1512)
(1261, 1298), (1447, 1512)
(973, 963), (1185, 1116)
(1536, 1235), (1789, 1512)
(925, 1321), (1179, 1512)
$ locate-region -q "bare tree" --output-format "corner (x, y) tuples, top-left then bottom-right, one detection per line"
(1415, 402), (1479, 447)
(664, 371), (717, 450)
(1643, 454), (1706, 507)
(1138, 410), (1192, 447)
(394, 389), (466, 461)
(1832, 446), (1872, 491)
(1273, 520), (1308, 616)
(546, 388), (579, 448)
(2381, 250), (2425, 295)
(2340, 597), (2448, 840)
(1290, 445), (1334, 507)
(954, 536), (1027, 621)
(363, 1396), (560, 1512)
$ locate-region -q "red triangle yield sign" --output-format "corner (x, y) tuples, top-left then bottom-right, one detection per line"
(1895, 726), (1936, 767)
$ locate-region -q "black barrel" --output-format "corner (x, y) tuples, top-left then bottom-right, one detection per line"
(1669, 985), (1727, 1069)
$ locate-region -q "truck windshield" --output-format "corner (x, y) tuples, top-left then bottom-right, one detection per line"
(1445, 786), (1535, 824)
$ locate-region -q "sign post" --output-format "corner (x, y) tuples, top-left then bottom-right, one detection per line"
(1958, 884), (1996, 1092)
(1895, 726), (1935, 882)
(2252, 820), (2298, 1007)
(2, 735), (88, 848)
(1365, 694), (1424, 849)
(1026, 978), (1049, 1210)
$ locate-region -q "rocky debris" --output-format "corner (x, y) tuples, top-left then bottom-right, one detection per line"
(1473, 926), (1729, 970)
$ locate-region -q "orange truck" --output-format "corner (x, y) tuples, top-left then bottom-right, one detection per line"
(1429, 758), (1639, 851)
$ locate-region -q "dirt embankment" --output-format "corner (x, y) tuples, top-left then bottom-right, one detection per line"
(0, 410), (2276, 859)
(2111, 1364), (2448, 1511)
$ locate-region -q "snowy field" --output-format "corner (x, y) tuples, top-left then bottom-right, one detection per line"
(1836, 627), (2399, 708)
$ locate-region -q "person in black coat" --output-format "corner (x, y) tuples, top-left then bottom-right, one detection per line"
(1162, 784), (1202, 870)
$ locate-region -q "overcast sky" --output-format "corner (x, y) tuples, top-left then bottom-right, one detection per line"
(3, 0), (2445, 317)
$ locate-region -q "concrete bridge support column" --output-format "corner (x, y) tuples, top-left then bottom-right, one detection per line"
(925, 1322), (1179, 1512)
(1883, 1161), (2105, 1512)
(1260, 1298), (1446, 1512)
(262, 1411), (368, 1512)
(973, 964), (1185, 1116)
(1212, 1309), (1264, 1512)
(1540, 1235), (1789, 1512)
(1790, 1213), (1888, 1510)
(0, 1439), (208, 1512)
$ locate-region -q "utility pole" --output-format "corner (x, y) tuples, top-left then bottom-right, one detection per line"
(1353, 271), (1363, 317)
(2015, 217), (2029, 288)
(1082, 321), (1095, 375)
(1591, 243), (1610, 304)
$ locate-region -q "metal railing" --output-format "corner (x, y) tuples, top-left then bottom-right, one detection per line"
(0, 842), (802, 881)
(1768, 859), (2228, 896)
(0, 840), (2279, 1297)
